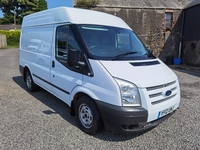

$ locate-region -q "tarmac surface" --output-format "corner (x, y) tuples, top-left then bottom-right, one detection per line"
(0, 48), (199, 150)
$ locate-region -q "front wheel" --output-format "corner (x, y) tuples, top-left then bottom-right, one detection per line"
(75, 96), (102, 134)
(25, 70), (37, 92)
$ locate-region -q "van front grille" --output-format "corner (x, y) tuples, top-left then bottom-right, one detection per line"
(146, 81), (176, 91)
(151, 94), (177, 105)
(149, 86), (177, 98)
(146, 81), (178, 105)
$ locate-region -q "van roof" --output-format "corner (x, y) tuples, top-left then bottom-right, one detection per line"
(22, 7), (131, 30)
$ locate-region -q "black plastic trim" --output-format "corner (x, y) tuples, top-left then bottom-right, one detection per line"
(95, 100), (174, 133)
(130, 61), (160, 66)
(32, 74), (70, 95)
(95, 100), (148, 133)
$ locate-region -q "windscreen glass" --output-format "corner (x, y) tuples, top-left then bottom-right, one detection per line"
(78, 24), (152, 60)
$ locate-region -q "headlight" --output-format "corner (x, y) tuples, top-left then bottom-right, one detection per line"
(114, 78), (141, 106)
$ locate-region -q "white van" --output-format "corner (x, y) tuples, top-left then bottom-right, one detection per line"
(19, 7), (181, 134)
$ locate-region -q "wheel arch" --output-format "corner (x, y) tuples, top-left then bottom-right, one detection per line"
(23, 66), (31, 82)
(70, 91), (101, 119)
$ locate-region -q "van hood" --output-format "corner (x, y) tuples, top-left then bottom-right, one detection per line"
(100, 59), (177, 88)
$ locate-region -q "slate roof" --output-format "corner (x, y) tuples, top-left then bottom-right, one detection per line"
(183, 0), (200, 9)
(98, 0), (192, 9)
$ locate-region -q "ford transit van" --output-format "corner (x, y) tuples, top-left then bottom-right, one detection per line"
(19, 7), (181, 134)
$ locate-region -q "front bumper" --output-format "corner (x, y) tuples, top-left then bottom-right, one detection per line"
(95, 100), (173, 133)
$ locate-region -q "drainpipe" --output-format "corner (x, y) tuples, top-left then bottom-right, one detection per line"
(178, 10), (185, 58)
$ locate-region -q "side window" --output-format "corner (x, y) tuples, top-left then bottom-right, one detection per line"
(55, 25), (81, 62)
(55, 25), (68, 59)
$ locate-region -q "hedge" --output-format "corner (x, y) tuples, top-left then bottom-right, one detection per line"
(0, 30), (20, 47)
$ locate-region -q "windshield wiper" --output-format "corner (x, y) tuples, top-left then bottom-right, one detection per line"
(112, 51), (137, 60)
(142, 51), (155, 59)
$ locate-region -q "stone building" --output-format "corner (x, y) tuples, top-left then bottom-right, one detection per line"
(74, 0), (192, 63)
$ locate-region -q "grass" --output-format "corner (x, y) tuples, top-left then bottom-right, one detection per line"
(7, 45), (19, 49)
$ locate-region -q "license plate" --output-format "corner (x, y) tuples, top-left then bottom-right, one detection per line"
(158, 105), (174, 118)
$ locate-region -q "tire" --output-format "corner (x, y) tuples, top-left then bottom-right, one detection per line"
(75, 96), (102, 135)
(25, 70), (37, 92)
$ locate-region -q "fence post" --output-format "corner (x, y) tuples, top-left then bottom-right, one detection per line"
(0, 34), (7, 49)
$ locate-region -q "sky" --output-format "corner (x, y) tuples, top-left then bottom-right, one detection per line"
(0, 0), (73, 18)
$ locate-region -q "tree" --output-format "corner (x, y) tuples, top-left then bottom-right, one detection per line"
(0, 0), (47, 24)
(37, 0), (47, 11)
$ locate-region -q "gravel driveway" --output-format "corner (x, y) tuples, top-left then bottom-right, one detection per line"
(0, 49), (199, 150)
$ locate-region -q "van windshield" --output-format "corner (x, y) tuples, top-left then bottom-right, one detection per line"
(78, 24), (153, 60)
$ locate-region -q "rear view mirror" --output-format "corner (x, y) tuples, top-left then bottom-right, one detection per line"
(67, 49), (79, 67)
(67, 49), (85, 68)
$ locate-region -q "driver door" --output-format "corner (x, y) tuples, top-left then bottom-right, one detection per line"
(51, 24), (83, 105)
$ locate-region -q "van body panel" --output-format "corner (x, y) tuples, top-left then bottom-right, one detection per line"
(51, 59), (83, 105)
(19, 49), (52, 91)
(82, 59), (122, 106)
(139, 85), (180, 122)
(22, 7), (131, 30)
(100, 59), (177, 88)
(99, 59), (181, 123)
(20, 25), (54, 91)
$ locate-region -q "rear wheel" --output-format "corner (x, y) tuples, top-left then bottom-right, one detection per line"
(75, 96), (102, 134)
(25, 70), (37, 92)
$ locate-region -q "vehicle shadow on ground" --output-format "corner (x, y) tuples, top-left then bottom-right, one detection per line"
(93, 128), (154, 141)
(12, 76), (153, 141)
(12, 76), (76, 125)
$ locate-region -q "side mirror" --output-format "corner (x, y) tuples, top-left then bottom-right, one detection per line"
(67, 49), (85, 68)
(146, 49), (155, 58)
(149, 49), (153, 54)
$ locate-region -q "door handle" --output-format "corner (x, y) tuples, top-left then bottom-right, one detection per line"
(52, 61), (55, 68)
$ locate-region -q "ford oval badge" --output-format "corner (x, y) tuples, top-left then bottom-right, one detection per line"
(165, 90), (172, 96)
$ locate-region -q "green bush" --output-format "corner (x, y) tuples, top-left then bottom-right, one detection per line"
(0, 30), (20, 48)
(75, 0), (100, 8)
